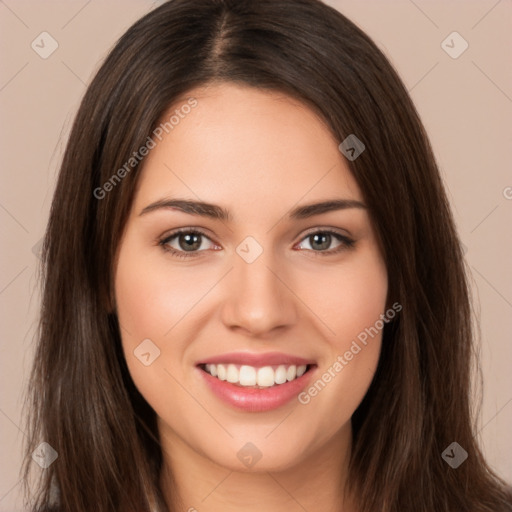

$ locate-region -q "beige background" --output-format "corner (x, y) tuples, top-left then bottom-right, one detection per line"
(1, 0), (511, 509)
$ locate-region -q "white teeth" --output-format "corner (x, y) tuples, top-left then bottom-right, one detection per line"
(257, 366), (275, 387)
(286, 365), (296, 381)
(217, 364), (227, 381)
(226, 364), (238, 383)
(203, 363), (310, 387)
(274, 365), (287, 384)
(205, 364), (218, 377)
(239, 365), (256, 386)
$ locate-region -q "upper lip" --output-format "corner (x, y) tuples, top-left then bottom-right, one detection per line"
(197, 351), (315, 367)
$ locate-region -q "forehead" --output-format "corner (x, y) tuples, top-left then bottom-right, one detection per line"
(133, 82), (363, 216)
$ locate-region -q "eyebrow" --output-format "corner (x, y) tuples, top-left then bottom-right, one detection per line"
(138, 198), (366, 221)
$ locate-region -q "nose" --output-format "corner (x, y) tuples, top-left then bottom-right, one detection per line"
(220, 246), (298, 337)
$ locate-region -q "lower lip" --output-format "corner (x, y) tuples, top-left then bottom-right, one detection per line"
(197, 366), (316, 412)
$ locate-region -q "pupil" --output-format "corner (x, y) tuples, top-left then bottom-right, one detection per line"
(179, 233), (201, 251)
(311, 233), (330, 250)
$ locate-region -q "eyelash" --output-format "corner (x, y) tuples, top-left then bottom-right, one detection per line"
(158, 227), (355, 259)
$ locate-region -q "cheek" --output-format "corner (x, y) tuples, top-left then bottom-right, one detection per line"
(294, 246), (387, 424)
(114, 241), (214, 341)
(295, 245), (388, 345)
(113, 240), (197, 397)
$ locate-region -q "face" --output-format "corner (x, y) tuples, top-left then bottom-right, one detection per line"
(114, 82), (388, 473)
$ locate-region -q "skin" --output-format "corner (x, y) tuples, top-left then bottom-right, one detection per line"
(114, 82), (388, 512)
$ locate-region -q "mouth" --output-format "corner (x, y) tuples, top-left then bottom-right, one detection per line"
(195, 353), (317, 412)
(198, 363), (313, 388)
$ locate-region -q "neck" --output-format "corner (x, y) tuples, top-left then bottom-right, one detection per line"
(159, 422), (356, 512)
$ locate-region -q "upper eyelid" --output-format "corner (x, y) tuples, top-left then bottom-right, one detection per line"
(160, 227), (214, 243)
(299, 225), (352, 238)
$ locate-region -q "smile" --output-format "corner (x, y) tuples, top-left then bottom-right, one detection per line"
(201, 363), (309, 388)
(196, 352), (317, 412)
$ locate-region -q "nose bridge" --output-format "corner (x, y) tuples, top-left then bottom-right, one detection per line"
(220, 237), (296, 335)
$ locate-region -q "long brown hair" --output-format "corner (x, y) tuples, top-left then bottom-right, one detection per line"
(22, 1), (512, 511)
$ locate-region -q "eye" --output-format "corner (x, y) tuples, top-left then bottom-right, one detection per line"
(159, 229), (218, 258)
(295, 229), (355, 255)
(159, 227), (355, 259)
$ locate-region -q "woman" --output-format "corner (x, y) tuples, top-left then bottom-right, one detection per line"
(22, 0), (512, 511)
